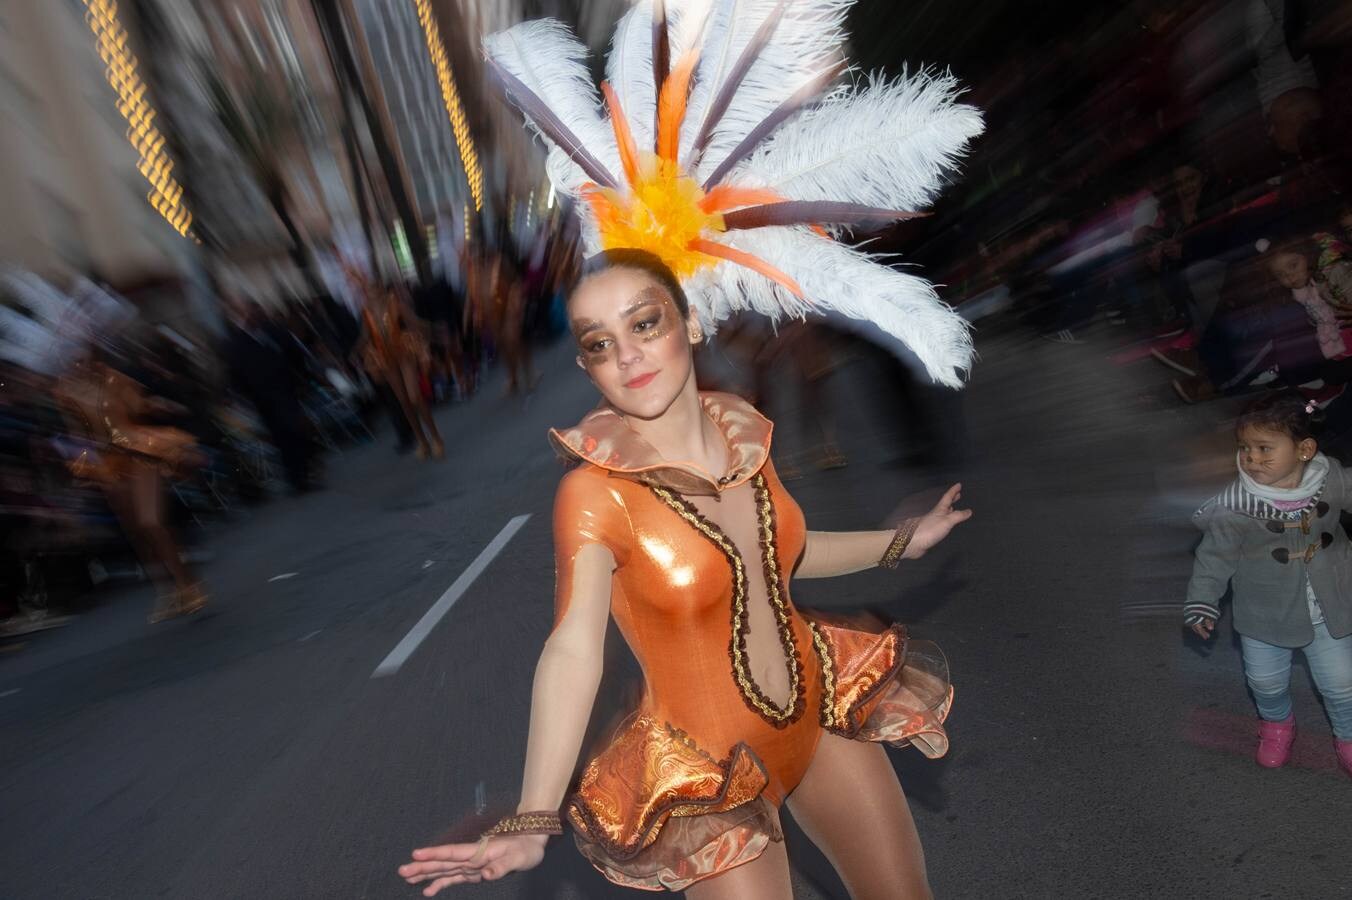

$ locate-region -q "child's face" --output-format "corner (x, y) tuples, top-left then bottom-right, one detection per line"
(1237, 425), (1316, 488)
(1268, 251), (1311, 290)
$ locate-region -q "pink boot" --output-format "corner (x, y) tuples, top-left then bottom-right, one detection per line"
(1255, 714), (1297, 768)
(1336, 738), (1352, 778)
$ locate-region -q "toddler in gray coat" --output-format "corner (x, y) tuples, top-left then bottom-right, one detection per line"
(1185, 393), (1352, 776)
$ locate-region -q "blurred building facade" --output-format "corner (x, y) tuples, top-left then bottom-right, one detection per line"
(0, 0), (198, 284)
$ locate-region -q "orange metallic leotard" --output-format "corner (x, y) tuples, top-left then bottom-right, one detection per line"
(549, 392), (952, 890)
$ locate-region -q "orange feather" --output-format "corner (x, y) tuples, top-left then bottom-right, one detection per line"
(657, 50), (698, 162)
(697, 186), (784, 214)
(688, 238), (805, 299)
(602, 82), (641, 187)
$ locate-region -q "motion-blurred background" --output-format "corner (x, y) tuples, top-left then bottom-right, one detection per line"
(3, 2), (1351, 897)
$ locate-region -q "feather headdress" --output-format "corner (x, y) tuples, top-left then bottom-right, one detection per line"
(484, 0), (983, 386)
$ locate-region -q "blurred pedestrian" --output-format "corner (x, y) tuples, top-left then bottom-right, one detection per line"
(356, 285), (443, 460)
(223, 298), (318, 493)
(54, 346), (206, 623)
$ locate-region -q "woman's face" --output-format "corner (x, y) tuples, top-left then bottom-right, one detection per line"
(569, 267), (701, 418)
(1174, 166), (1203, 201)
(1269, 250), (1311, 290)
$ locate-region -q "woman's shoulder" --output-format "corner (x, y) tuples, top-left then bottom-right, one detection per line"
(555, 463), (636, 516)
(554, 464), (635, 554)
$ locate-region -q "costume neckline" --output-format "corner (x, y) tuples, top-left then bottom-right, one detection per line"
(548, 391), (773, 496)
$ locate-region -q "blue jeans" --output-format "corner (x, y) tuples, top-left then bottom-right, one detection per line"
(1240, 623), (1352, 740)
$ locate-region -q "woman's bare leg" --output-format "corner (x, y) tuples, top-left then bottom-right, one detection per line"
(386, 367), (428, 454)
(683, 828), (794, 900)
(401, 362), (442, 454)
(129, 463), (194, 592)
(785, 734), (932, 900)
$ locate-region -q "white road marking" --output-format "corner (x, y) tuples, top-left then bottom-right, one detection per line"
(299, 629), (323, 642)
(0, 688), (20, 698)
(372, 514), (531, 678)
(268, 572), (299, 582)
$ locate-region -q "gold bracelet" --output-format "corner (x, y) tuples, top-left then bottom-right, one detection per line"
(879, 518), (919, 569)
(469, 811), (563, 865)
(481, 811), (563, 838)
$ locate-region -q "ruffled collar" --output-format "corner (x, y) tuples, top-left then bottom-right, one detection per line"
(548, 391), (772, 496)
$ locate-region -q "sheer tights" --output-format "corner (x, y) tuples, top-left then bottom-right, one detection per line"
(689, 734), (931, 900)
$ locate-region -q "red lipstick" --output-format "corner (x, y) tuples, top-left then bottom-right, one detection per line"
(624, 371), (658, 389)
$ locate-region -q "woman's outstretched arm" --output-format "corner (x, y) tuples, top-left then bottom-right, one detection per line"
(516, 541), (613, 812)
(796, 483), (972, 579)
(401, 470), (629, 895)
(398, 544), (614, 895)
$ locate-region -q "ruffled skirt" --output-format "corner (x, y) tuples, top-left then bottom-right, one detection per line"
(566, 621), (952, 890)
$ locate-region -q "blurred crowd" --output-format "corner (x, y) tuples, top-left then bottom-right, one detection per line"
(7, 0), (1352, 633)
(0, 225), (580, 631)
(924, 0), (1352, 417)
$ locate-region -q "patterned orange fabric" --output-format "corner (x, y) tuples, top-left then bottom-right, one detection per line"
(551, 392), (952, 890)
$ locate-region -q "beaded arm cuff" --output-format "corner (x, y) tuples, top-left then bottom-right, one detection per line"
(879, 518), (920, 569)
(469, 811), (563, 864)
(481, 811), (563, 838)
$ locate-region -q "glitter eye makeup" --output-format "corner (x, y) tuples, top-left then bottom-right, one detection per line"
(573, 287), (680, 367)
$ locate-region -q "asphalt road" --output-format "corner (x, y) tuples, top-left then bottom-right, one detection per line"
(3, 325), (1350, 899)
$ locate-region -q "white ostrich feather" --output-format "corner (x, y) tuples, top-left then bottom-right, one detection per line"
(689, 228), (973, 387)
(605, 2), (658, 153)
(484, 20), (619, 198)
(740, 69), (984, 211)
(679, 0), (851, 182)
(605, 1), (701, 156)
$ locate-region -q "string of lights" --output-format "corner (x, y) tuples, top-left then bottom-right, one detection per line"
(412, 0), (483, 213)
(82, 0), (195, 239)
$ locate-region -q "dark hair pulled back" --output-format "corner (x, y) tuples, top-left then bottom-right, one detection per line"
(1237, 391), (1324, 443)
(575, 249), (691, 319)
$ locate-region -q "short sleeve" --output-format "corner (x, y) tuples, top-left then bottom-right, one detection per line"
(552, 467), (632, 626)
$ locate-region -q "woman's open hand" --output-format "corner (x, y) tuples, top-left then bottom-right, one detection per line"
(398, 833), (546, 895)
(904, 483), (973, 560)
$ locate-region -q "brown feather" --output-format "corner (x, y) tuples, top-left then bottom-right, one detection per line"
(652, 0), (669, 150)
(485, 59), (618, 190)
(690, 0), (789, 159)
(721, 201), (929, 231)
(702, 60), (843, 190)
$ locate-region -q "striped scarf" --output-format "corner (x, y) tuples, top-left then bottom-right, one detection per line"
(1219, 452), (1329, 520)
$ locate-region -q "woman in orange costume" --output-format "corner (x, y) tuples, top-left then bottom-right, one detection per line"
(401, 1), (983, 893)
(358, 286), (444, 461)
(55, 350), (207, 622)
(400, 252), (969, 898)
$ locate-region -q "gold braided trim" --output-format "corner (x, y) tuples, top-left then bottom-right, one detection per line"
(807, 622), (838, 730)
(752, 474), (806, 723)
(879, 518), (920, 569)
(649, 474), (805, 727)
(481, 811), (563, 838)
